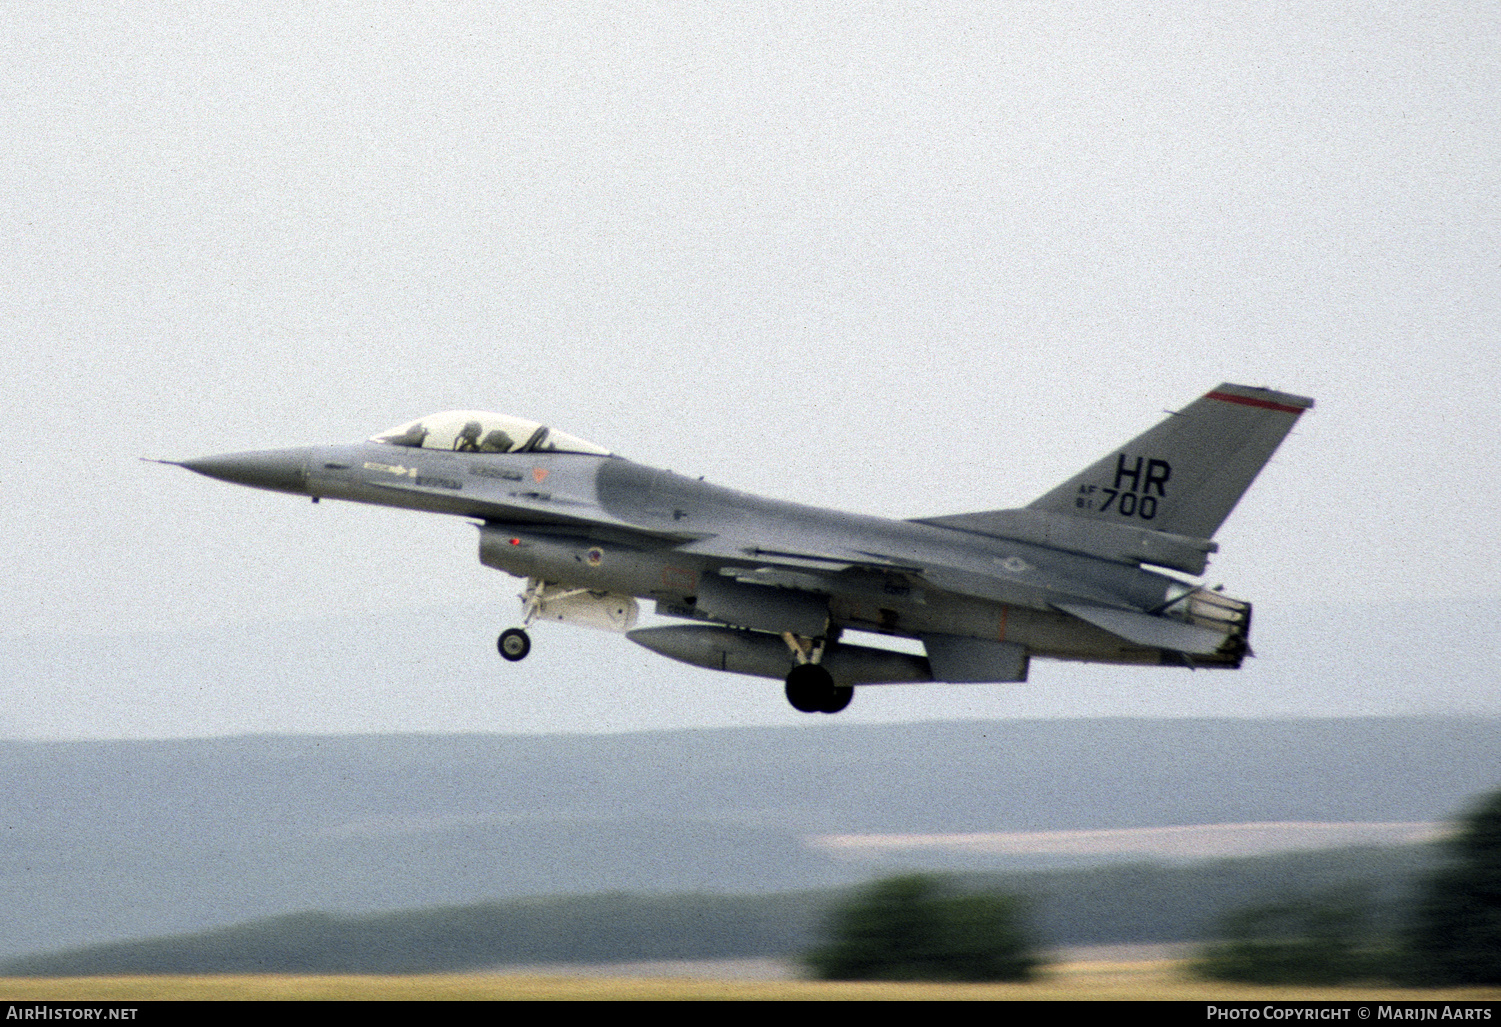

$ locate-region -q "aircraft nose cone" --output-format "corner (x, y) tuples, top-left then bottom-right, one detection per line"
(179, 448), (310, 495)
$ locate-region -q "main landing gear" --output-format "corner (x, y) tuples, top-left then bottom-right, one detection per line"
(782, 630), (853, 714)
(785, 663), (853, 714)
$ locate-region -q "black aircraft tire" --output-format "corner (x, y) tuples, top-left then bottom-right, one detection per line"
(785, 663), (836, 714)
(820, 685), (854, 714)
(498, 628), (531, 662)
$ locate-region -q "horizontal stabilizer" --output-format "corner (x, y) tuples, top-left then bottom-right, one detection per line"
(1054, 602), (1230, 656)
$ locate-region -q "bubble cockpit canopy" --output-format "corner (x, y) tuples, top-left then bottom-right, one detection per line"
(370, 411), (612, 457)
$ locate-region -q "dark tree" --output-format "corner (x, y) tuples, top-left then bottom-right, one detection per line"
(1194, 889), (1397, 985)
(1409, 789), (1501, 984)
(804, 874), (1040, 982)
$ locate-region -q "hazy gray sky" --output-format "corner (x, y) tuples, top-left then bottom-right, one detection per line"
(3, 4), (1497, 737)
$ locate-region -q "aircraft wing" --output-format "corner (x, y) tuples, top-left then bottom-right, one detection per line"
(365, 476), (701, 541)
(673, 536), (1142, 614)
(919, 563), (1142, 611)
(670, 536), (923, 574)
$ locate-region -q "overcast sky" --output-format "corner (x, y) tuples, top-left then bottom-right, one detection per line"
(3, 4), (1497, 738)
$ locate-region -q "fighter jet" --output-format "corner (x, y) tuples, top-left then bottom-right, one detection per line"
(166, 383), (1311, 713)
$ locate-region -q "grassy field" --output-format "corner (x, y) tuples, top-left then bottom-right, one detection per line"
(2, 959), (1499, 1001)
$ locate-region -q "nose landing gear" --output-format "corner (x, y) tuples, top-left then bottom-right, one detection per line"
(497, 577), (545, 662)
(496, 577), (643, 664)
(498, 627), (531, 661)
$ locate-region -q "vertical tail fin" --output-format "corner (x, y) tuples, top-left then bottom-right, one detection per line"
(1027, 383), (1313, 541)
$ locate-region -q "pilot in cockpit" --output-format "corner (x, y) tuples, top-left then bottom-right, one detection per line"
(479, 429), (514, 453)
(370, 412), (612, 458)
(454, 421), (483, 452)
(384, 423), (428, 448)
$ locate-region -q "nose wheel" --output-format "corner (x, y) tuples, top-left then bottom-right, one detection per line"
(498, 627), (531, 662)
(498, 578), (545, 662)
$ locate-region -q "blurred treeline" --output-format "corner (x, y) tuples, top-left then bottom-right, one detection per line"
(1196, 789), (1501, 986)
(7, 719), (1496, 962)
(0, 843), (1435, 975)
(1193, 889), (1406, 985)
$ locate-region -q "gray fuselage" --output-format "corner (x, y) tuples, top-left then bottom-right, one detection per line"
(213, 441), (1195, 667)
